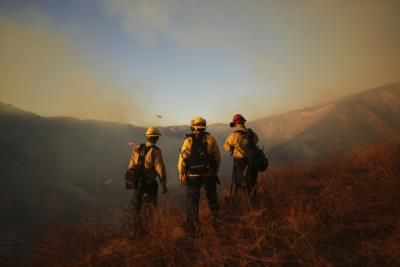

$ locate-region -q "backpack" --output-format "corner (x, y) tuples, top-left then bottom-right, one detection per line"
(125, 144), (158, 190)
(184, 133), (212, 175)
(235, 129), (269, 172)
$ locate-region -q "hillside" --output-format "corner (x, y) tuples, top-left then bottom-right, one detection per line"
(0, 103), (144, 262)
(30, 142), (400, 266)
(248, 83), (400, 160)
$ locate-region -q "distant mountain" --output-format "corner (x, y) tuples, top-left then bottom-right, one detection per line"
(248, 83), (400, 161)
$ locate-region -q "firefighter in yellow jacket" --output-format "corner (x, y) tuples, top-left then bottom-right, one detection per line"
(127, 127), (167, 230)
(178, 117), (221, 232)
(224, 114), (259, 196)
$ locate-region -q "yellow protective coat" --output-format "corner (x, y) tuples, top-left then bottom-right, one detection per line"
(224, 125), (259, 159)
(128, 142), (167, 186)
(178, 133), (221, 183)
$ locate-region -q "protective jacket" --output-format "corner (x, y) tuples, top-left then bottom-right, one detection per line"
(128, 141), (167, 187)
(178, 133), (221, 183)
(224, 125), (259, 159)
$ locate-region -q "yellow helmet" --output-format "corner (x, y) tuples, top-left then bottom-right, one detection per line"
(145, 127), (162, 137)
(191, 116), (207, 130)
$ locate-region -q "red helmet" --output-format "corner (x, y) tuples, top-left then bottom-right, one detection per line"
(230, 114), (246, 127)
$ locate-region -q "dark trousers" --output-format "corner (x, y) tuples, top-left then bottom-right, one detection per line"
(233, 158), (258, 196)
(131, 178), (158, 229)
(186, 175), (219, 230)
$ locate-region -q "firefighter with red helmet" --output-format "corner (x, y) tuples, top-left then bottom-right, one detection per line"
(224, 114), (260, 197)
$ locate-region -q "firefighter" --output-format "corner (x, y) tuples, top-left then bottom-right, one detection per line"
(178, 117), (221, 232)
(127, 127), (167, 233)
(224, 114), (259, 197)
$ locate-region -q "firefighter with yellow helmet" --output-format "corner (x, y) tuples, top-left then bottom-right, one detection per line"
(126, 127), (167, 233)
(178, 116), (221, 232)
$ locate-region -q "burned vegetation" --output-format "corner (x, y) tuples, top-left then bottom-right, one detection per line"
(31, 143), (400, 266)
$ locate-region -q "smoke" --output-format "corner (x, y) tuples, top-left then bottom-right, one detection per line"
(0, 11), (148, 124)
(1, 2), (399, 124)
(101, 0), (400, 120)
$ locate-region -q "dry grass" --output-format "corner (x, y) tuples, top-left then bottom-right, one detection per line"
(32, 142), (400, 266)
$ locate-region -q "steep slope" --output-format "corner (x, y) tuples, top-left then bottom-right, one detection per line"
(248, 83), (400, 161)
(248, 103), (335, 148)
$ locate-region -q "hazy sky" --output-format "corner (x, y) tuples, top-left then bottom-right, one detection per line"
(0, 0), (399, 126)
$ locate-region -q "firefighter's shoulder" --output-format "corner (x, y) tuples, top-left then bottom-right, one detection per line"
(181, 134), (192, 149)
